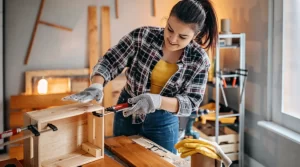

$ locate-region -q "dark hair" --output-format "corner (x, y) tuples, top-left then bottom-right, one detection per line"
(170, 0), (218, 50)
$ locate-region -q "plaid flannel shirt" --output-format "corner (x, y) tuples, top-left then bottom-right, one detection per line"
(91, 26), (210, 117)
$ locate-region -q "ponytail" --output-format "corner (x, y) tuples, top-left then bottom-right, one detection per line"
(170, 0), (218, 51)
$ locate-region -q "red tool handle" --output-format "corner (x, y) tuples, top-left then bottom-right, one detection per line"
(114, 103), (130, 110)
(0, 128), (22, 139)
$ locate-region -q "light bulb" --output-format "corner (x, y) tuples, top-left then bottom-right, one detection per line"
(37, 78), (48, 94)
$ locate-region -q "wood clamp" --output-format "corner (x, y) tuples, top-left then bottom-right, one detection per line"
(0, 124), (58, 147)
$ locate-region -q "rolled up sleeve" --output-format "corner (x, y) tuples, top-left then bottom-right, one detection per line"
(175, 61), (210, 117)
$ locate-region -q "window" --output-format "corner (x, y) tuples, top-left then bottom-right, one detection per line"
(269, 0), (300, 134)
(282, 0), (300, 119)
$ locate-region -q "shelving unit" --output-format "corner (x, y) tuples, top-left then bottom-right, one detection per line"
(214, 33), (246, 167)
(192, 33), (246, 167)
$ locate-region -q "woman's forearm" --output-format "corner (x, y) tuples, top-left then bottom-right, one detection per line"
(92, 75), (105, 85)
(160, 96), (179, 113)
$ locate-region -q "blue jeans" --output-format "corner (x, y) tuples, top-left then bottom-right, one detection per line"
(113, 89), (179, 154)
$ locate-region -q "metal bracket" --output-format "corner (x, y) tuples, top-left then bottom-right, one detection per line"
(47, 123), (58, 131)
(92, 111), (103, 117)
(27, 125), (40, 136)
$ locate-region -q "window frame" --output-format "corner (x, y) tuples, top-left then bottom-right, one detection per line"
(269, 0), (300, 134)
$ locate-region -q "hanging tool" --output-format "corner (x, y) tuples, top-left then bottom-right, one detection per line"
(236, 69), (248, 104)
(232, 69), (238, 87)
(218, 71), (228, 107)
(0, 123), (57, 147)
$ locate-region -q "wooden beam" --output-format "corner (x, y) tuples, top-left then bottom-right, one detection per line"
(10, 93), (75, 110)
(24, 0), (46, 65)
(115, 0), (119, 19)
(39, 20), (72, 31)
(88, 6), (99, 80)
(100, 6), (114, 137)
(153, 0), (156, 17)
(100, 6), (112, 108)
(25, 68), (89, 95)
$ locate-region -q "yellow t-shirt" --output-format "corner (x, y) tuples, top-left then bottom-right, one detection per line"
(150, 59), (178, 94)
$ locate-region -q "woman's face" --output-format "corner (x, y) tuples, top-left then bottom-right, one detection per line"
(164, 16), (197, 52)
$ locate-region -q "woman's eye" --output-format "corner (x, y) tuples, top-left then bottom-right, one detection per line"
(168, 28), (173, 32)
(179, 36), (186, 40)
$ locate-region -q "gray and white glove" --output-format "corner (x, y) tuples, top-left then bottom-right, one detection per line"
(62, 83), (104, 103)
(123, 93), (162, 118)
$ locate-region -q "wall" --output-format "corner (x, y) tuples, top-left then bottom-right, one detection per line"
(212, 0), (300, 167)
(3, 0), (178, 126)
(4, 0), (300, 166)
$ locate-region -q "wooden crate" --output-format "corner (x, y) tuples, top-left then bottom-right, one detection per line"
(193, 122), (239, 161)
(23, 103), (105, 167)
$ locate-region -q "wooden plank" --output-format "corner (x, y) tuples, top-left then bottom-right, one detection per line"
(24, 0), (46, 65)
(95, 111), (104, 152)
(82, 142), (101, 157)
(105, 136), (174, 167)
(39, 20), (72, 31)
(23, 113), (33, 166)
(88, 113), (95, 144)
(152, 0), (156, 16)
(100, 6), (113, 108)
(100, 6), (114, 137)
(10, 93), (75, 110)
(115, 0), (119, 18)
(25, 68), (89, 95)
(88, 6), (99, 78)
(49, 151), (100, 167)
(27, 103), (103, 123)
(41, 149), (101, 167)
(8, 145), (24, 161)
(82, 155), (123, 167)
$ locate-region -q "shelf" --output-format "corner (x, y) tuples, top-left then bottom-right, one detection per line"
(207, 81), (240, 88)
(219, 33), (244, 38)
(220, 44), (240, 49)
(219, 113), (240, 118)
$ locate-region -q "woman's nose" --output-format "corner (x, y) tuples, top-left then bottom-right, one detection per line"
(169, 35), (177, 43)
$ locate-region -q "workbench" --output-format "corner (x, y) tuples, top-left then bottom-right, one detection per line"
(2, 135), (189, 167)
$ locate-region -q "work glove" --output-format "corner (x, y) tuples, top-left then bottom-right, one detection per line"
(175, 138), (232, 167)
(61, 83), (104, 103)
(122, 93), (162, 120)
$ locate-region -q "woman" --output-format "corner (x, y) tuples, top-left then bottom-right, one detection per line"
(63, 0), (218, 154)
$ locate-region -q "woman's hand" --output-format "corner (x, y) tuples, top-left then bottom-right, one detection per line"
(62, 83), (104, 103)
(123, 93), (162, 117)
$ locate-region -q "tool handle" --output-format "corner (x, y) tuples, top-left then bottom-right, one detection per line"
(114, 103), (130, 110)
(0, 128), (22, 139)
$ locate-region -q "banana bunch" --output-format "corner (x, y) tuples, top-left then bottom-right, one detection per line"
(175, 138), (232, 167)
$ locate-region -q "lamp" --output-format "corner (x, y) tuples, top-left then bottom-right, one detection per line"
(37, 78), (48, 94)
